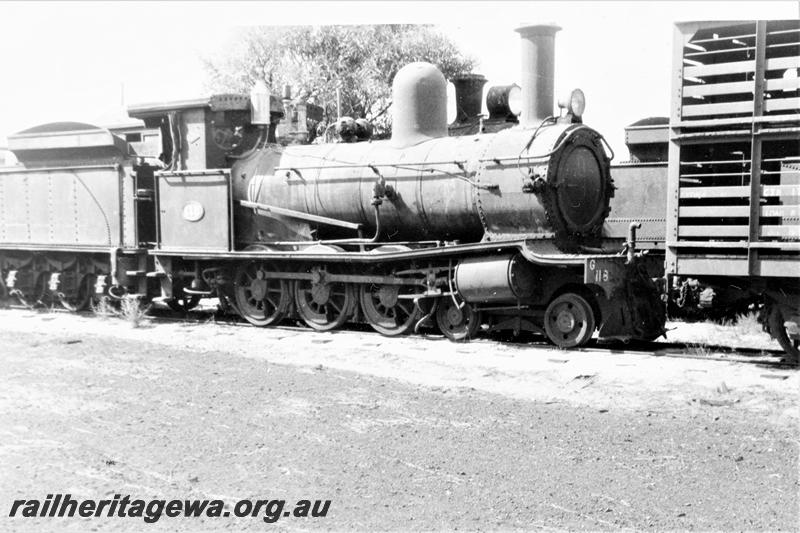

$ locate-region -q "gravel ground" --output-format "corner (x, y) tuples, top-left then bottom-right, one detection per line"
(0, 311), (798, 531)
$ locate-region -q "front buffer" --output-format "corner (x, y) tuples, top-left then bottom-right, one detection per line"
(583, 255), (666, 343)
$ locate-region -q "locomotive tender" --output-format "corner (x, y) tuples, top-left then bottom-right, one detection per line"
(0, 23), (664, 348)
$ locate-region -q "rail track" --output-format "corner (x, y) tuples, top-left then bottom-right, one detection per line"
(12, 299), (785, 369)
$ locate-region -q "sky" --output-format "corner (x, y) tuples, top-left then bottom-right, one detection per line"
(0, 1), (797, 161)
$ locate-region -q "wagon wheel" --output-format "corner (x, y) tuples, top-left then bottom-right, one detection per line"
(359, 283), (423, 336)
(544, 293), (596, 348)
(294, 267), (355, 331)
(436, 296), (481, 341)
(234, 261), (291, 327)
(768, 306), (799, 365)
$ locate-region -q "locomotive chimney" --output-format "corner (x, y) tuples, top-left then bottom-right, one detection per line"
(451, 74), (487, 124)
(515, 23), (561, 127)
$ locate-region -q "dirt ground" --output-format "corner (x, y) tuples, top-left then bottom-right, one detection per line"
(0, 309), (798, 531)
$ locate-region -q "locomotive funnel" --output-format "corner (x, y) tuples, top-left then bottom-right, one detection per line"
(451, 74), (487, 124)
(515, 23), (561, 127)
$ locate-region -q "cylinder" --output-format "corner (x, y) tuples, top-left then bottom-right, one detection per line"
(515, 24), (561, 127)
(391, 62), (448, 148)
(451, 74), (487, 123)
(455, 254), (537, 303)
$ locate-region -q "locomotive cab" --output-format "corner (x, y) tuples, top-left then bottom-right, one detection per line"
(127, 94), (284, 172)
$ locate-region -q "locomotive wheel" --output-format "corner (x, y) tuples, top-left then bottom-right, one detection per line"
(359, 283), (423, 336)
(234, 262), (291, 327)
(544, 293), (596, 348)
(768, 306), (799, 365)
(294, 268), (355, 331)
(435, 296), (481, 342)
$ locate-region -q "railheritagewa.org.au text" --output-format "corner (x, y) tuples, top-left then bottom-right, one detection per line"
(9, 494), (331, 523)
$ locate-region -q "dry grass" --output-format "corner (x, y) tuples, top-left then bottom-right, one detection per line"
(672, 310), (775, 357)
(91, 295), (151, 328)
(119, 295), (151, 328)
(688, 342), (713, 358)
(91, 296), (116, 319)
(731, 311), (764, 337)
(716, 310), (770, 345)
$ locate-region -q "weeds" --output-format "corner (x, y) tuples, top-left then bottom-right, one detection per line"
(701, 309), (772, 348)
(688, 343), (713, 358)
(91, 296), (117, 318)
(732, 311), (764, 337)
(119, 295), (151, 328)
(91, 294), (151, 328)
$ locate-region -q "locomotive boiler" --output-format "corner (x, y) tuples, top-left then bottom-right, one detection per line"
(238, 59), (614, 247)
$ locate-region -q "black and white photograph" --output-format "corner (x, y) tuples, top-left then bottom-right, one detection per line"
(1, 1), (798, 530)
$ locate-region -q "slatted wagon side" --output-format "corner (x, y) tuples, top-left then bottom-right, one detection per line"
(665, 20), (800, 358)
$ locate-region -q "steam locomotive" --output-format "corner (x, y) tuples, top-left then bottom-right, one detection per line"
(1, 20), (797, 360)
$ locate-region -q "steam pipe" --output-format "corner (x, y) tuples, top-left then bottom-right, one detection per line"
(627, 222), (642, 264)
(515, 24), (561, 127)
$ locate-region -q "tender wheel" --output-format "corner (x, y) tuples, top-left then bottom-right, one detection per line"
(64, 273), (97, 312)
(544, 293), (596, 348)
(435, 296), (480, 341)
(359, 283), (423, 336)
(0, 270), (9, 308)
(34, 271), (53, 307)
(234, 262), (291, 327)
(768, 306), (799, 365)
(294, 267), (354, 331)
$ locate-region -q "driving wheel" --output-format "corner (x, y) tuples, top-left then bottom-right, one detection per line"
(234, 261), (291, 327)
(294, 267), (355, 331)
(359, 283), (423, 336)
